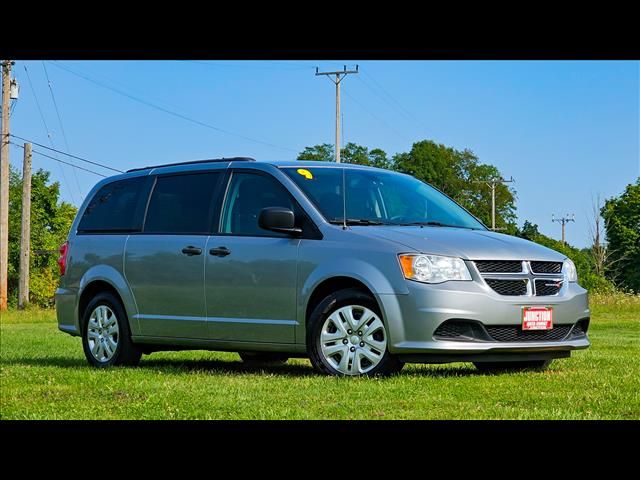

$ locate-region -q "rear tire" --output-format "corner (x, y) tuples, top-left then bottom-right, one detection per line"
(307, 288), (404, 377)
(81, 291), (142, 368)
(473, 359), (552, 372)
(238, 352), (289, 365)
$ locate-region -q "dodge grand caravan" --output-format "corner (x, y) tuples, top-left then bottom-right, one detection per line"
(56, 158), (590, 376)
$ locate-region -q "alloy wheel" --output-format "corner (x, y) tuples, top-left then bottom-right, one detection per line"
(320, 305), (387, 375)
(86, 305), (119, 362)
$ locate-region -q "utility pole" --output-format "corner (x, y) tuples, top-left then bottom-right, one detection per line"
(473, 176), (514, 230)
(315, 65), (359, 163)
(18, 143), (32, 309)
(552, 213), (575, 245)
(1, 60), (14, 311)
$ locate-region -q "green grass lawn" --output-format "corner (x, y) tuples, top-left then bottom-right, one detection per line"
(1, 293), (639, 419)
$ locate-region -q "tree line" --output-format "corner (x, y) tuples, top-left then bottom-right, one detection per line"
(4, 139), (638, 307)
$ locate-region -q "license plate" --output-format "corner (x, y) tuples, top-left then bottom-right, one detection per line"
(522, 306), (553, 330)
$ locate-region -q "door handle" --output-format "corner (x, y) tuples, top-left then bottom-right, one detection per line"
(209, 246), (231, 257)
(181, 246), (203, 256)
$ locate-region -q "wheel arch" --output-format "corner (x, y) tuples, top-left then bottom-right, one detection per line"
(76, 265), (139, 335)
(304, 276), (378, 327)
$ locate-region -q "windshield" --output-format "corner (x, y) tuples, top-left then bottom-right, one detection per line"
(283, 167), (486, 229)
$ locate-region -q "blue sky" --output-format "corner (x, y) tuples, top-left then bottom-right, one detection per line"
(7, 60), (639, 248)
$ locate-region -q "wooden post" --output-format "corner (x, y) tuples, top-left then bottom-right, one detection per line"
(18, 143), (32, 309)
(0, 60), (12, 311)
(315, 65), (358, 163)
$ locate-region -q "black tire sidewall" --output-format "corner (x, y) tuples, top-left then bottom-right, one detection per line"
(81, 292), (135, 368)
(307, 288), (402, 377)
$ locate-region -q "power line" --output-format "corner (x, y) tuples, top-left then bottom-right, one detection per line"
(42, 61), (84, 199)
(187, 60), (315, 71)
(22, 64), (77, 204)
(341, 84), (412, 144)
(10, 134), (122, 173)
(360, 71), (419, 124)
(42, 62), (71, 153)
(50, 61), (298, 153)
(59, 61), (190, 115)
(10, 141), (107, 177)
(356, 70), (434, 143)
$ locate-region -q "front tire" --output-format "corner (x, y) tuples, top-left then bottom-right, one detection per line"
(307, 288), (404, 377)
(81, 291), (142, 368)
(473, 360), (552, 372)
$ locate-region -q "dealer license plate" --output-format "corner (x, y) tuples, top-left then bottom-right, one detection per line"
(522, 306), (553, 330)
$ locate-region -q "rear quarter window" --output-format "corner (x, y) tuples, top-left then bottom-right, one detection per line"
(78, 176), (150, 234)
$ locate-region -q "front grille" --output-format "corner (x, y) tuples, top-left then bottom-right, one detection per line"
(474, 259), (564, 297)
(535, 279), (563, 296)
(486, 325), (573, 342)
(530, 261), (562, 274)
(474, 260), (522, 273)
(485, 279), (528, 296)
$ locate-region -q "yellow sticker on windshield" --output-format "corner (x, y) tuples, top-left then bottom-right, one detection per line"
(297, 168), (313, 180)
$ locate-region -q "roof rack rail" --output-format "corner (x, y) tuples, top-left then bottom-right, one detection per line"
(126, 157), (255, 173)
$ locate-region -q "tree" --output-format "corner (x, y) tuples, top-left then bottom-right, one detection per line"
(392, 140), (466, 195)
(601, 179), (640, 292)
(367, 148), (392, 169)
(297, 142), (392, 169)
(392, 140), (517, 230)
(520, 220), (540, 240)
(297, 144), (334, 162)
(8, 165), (77, 307)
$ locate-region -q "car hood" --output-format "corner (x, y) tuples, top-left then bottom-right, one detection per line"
(361, 226), (565, 261)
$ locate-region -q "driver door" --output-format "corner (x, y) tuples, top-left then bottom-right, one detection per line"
(205, 171), (301, 343)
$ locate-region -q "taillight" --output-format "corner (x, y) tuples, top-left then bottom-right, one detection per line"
(58, 241), (69, 276)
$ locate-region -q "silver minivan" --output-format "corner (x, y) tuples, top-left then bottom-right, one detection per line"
(56, 158), (590, 376)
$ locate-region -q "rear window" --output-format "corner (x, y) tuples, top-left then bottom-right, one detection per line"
(143, 172), (222, 234)
(78, 176), (149, 233)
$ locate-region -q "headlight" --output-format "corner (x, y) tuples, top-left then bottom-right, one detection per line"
(563, 258), (578, 282)
(399, 254), (472, 283)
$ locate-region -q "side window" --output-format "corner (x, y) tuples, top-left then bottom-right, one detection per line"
(144, 172), (222, 234)
(220, 172), (296, 236)
(78, 176), (149, 233)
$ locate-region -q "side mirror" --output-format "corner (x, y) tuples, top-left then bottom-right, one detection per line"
(258, 207), (302, 236)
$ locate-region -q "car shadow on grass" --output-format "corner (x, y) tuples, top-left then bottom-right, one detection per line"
(1, 355), (515, 378)
(138, 357), (318, 376)
(1, 355), (318, 377)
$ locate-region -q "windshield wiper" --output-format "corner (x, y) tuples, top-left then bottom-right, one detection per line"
(397, 221), (476, 229)
(329, 218), (388, 226)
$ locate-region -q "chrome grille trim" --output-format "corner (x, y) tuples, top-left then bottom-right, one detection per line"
(472, 260), (564, 297)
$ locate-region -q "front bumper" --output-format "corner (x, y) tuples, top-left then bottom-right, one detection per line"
(378, 279), (590, 357)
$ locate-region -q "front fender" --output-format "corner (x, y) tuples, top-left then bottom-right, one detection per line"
(296, 256), (409, 344)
